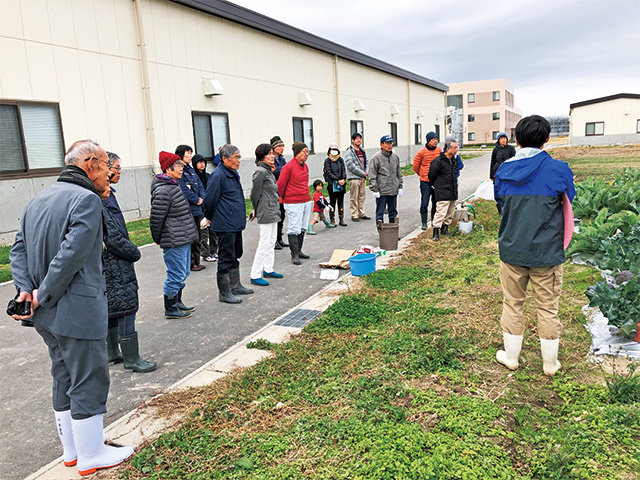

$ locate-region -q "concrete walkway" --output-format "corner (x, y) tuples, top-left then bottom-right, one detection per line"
(0, 154), (490, 480)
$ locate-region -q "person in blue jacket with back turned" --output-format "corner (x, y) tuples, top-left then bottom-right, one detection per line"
(493, 115), (575, 377)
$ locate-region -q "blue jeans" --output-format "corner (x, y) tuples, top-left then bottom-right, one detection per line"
(107, 314), (136, 336)
(375, 195), (398, 223)
(163, 244), (191, 296)
(419, 181), (432, 213)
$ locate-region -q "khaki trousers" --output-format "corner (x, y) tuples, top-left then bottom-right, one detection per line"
(432, 200), (456, 228)
(499, 261), (564, 340)
(349, 177), (367, 218)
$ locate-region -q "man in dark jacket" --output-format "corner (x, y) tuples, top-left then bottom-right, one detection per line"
(490, 132), (516, 214)
(494, 115), (575, 377)
(428, 139), (459, 241)
(204, 144), (254, 303)
(150, 151), (199, 319)
(176, 144), (206, 271)
(10, 140), (134, 475)
(270, 136), (289, 249)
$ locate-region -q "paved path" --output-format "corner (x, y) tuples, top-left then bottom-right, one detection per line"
(0, 154), (490, 480)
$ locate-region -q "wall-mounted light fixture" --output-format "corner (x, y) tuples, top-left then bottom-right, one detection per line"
(354, 100), (366, 112)
(390, 105), (400, 116)
(416, 109), (425, 118)
(298, 93), (313, 106)
(202, 78), (224, 96)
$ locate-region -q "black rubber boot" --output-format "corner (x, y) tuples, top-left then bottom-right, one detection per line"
(107, 327), (123, 364)
(339, 207), (347, 226)
(176, 288), (195, 312)
(217, 273), (242, 303)
(164, 294), (192, 319)
(329, 210), (335, 225)
(230, 267), (253, 295)
(433, 227), (440, 241)
(120, 333), (157, 373)
(297, 232), (310, 259)
(420, 212), (428, 231)
(441, 224), (449, 235)
(288, 234), (301, 265)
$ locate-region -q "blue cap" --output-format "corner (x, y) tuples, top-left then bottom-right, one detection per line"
(380, 135), (394, 144)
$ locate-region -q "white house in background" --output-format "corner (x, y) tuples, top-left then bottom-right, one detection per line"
(569, 93), (640, 146)
(0, 0), (448, 244)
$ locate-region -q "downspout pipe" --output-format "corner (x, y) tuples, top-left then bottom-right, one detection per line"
(132, 0), (158, 173)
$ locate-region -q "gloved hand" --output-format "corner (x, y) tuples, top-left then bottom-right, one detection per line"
(398, 189), (403, 198)
(373, 191), (381, 199)
(200, 217), (211, 229)
(327, 205), (334, 211)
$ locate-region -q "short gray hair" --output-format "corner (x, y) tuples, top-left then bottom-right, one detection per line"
(444, 140), (458, 153)
(219, 144), (239, 161)
(64, 140), (100, 166)
(106, 151), (120, 168)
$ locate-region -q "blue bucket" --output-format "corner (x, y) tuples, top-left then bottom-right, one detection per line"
(349, 253), (377, 276)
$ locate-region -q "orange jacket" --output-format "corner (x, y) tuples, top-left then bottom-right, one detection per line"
(412, 146), (442, 182)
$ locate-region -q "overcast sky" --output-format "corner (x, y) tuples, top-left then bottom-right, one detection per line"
(231, 0), (640, 116)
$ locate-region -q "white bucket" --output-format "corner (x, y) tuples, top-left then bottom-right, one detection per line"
(458, 221), (473, 234)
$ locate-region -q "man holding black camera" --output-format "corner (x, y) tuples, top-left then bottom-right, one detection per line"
(9, 140), (134, 475)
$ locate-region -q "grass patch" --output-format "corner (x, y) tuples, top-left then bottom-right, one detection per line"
(246, 339), (276, 351)
(121, 181), (640, 479)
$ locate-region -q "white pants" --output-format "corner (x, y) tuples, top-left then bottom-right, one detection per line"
(284, 201), (312, 235)
(251, 222), (278, 279)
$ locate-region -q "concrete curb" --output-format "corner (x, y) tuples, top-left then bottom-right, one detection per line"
(26, 226), (424, 480)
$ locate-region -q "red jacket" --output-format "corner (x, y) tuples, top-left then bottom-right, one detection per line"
(277, 159), (311, 204)
(412, 146), (442, 182)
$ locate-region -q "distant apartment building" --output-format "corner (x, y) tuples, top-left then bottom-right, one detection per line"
(446, 79), (522, 145)
(570, 93), (640, 146)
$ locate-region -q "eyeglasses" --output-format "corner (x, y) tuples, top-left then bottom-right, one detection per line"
(172, 161), (185, 168)
(231, 154), (241, 160)
(111, 166), (122, 171)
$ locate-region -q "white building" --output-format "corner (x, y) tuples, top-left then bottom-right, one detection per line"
(0, 0), (448, 244)
(569, 93), (640, 146)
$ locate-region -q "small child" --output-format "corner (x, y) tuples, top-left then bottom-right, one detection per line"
(308, 180), (335, 234)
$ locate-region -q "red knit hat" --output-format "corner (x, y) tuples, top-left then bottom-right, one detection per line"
(159, 151), (180, 172)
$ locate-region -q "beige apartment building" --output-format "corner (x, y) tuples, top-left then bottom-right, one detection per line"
(0, 0), (448, 244)
(446, 79), (521, 145)
(570, 93), (640, 146)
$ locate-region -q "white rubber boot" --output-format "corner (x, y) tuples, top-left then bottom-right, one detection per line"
(54, 410), (77, 467)
(496, 332), (523, 370)
(71, 414), (134, 476)
(540, 338), (562, 376)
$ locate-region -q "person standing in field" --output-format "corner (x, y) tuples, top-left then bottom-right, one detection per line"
(493, 115), (575, 376)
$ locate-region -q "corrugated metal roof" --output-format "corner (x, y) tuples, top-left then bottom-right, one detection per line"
(570, 93), (640, 110)
(169, 0), (448, 92)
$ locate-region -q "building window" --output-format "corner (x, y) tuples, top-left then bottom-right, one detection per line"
(350, 120), (364, 142)
(388, 122), (398, 146)
(493, 112), (500, 120)
(468, 114), (475, 122)
(293, 117), (314, 153)
(492, 131), (500, 140)
(434, 124), (440, 140)
(585, 122), (604, 136)
(636, 119), (639, 133)
(414, 123), (422, 145)
(468, 132), (475, 142)
(468, 93), (475, 103)
(0, 101), (65, 177)
(192, 112), (230, 161)
(493, 91), (500, 101)
(447, 95), (462, 108)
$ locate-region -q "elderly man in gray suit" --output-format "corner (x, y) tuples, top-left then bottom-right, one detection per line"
(10, 140), (134, 476)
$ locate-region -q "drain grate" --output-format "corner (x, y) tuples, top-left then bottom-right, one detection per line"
(274, 308), (321, 328)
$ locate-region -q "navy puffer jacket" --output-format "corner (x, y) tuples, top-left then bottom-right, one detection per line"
(102, 204), (140, 318)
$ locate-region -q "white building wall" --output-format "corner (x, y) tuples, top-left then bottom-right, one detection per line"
(0, 0), (446, 243)
(570, 98), (640, 145)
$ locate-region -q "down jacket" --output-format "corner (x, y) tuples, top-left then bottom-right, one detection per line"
(150, 174), (199, 248)
(490, 137), (517, 180)
(102, 203), (140, 318)
(323, 157), (347, 185)
(343, 145), (368, 180)
(428, 152), (459, 202)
